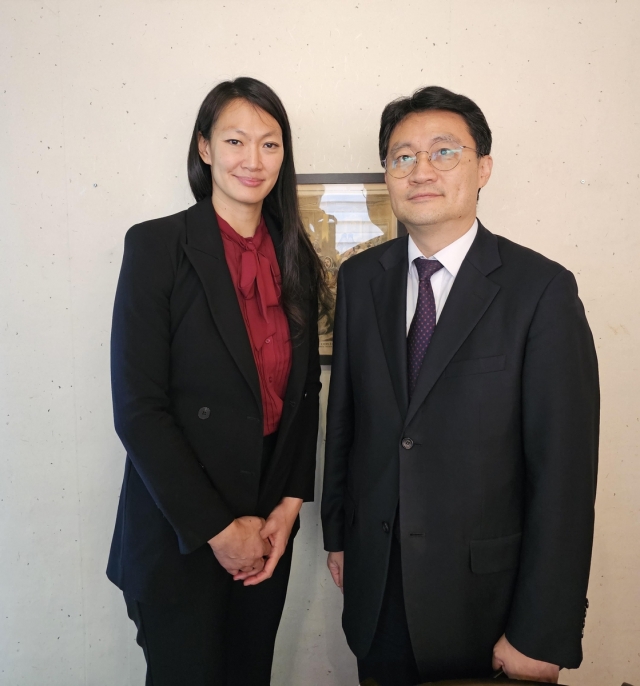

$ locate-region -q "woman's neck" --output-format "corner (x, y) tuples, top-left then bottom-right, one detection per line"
(211, 192), (262, 238)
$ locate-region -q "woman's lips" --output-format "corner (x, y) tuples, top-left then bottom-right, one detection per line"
(235, 176), (264, 187)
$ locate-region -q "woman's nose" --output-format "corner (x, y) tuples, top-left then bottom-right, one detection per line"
(242, 145), (262, 170)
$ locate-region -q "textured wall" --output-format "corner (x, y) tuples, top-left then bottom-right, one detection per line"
(1, 1), (638, 684)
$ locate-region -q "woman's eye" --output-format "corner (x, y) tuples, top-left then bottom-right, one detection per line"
(264, 142), (279, 149)
(226, 139), (241, 145)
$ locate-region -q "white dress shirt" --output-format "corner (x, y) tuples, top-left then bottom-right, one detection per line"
(406, 219), (478, 335)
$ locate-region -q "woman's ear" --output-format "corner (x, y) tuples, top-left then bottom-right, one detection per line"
(198, 133), (212, 165)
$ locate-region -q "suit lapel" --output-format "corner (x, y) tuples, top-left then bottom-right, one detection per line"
(371, 236), (410, 418)
(182, 198), (262, 411)
(404, 222), (502, 427)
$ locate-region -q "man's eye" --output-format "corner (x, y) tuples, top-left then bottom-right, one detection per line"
(435, 147), (456, 158)
(396, 154), (414, 163)
(227, 139), (241, 145)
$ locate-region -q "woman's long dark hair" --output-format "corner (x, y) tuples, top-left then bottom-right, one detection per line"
(187, 77), (331, 334)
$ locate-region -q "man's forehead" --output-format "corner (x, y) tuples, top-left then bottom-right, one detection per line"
(389, 110), (471, 147)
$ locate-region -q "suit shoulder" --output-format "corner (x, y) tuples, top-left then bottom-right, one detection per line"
(494, 234), (568, 283)
(340, 236), (405, 274)
(124, 208), (188, 247)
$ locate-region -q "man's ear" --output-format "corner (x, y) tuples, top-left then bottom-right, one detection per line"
(478, 155), (493, 190)
(198, 133), (212, 165)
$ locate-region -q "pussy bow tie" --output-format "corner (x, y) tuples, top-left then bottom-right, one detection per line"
(238, 240), (281, 323)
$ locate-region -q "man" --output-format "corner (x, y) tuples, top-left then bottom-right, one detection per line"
(321, 86), (599, 684)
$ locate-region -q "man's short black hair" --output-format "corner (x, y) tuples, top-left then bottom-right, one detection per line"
(379, 85), (492, 165)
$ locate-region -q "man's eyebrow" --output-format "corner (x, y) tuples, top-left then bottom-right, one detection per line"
(388, 134), (460, 156)
(388, 141), (412, 156)
(431, 134), (458, 144)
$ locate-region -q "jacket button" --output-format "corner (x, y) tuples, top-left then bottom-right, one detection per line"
(198, 407), (210, 420)
(401, 437), (414, 450)
(382, 522), (390, 533)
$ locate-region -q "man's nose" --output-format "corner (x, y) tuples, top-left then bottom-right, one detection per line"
(411, 151), (438, 183)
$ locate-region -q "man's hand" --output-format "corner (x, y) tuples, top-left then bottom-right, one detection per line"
(240, 497), (303, 586)
(208, 516), (271, 576)
(492, 634), (559, 683)
(327, 551), (344, 592)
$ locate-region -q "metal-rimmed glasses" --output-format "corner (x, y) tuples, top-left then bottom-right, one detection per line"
(383, 140), (478, 178)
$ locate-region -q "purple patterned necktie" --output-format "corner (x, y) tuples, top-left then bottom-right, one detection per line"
(407, 258), (444, 397)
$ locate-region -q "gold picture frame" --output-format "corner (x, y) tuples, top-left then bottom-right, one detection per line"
(297, 173), (406, 364)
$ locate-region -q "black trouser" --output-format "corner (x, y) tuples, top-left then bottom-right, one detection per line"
(124, 433), (292, 686)
(357, 535), (421, 686)
(124, 540), (292, 686)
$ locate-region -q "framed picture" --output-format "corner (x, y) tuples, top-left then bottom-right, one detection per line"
(297, 173), (407, 365)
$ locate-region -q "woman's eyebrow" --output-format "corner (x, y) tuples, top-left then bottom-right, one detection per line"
(221, 128), (280, 139)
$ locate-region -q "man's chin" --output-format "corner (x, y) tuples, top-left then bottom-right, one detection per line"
(399, 211), (442, 229)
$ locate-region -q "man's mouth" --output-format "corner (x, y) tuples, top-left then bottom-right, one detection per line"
(408, 191), (442, 201)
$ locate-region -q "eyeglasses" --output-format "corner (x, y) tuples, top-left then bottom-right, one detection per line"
(383, 140), (478, 178)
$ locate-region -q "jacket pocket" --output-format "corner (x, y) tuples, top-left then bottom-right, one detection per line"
(443, 354), (506, 378)
(470, 532), (522, 574)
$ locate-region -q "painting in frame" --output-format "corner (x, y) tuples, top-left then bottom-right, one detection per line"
(297, 173), (407, 365)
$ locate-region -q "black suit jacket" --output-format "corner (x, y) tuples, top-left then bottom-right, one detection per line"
(107, 198), (320, 603)
(321, 222), (599, 679)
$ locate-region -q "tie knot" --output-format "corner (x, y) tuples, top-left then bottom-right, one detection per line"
(414, 258), (443, 282)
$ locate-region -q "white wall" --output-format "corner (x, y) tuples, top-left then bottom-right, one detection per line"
(1, 1), (639, 684)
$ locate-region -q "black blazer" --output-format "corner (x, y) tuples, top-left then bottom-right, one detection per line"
(321, 222), (599, 679)
(107, 198), (320, 603)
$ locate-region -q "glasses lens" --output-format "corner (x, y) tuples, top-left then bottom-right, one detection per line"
(386, 152), (416, 178)
(429, 141), (462, 170)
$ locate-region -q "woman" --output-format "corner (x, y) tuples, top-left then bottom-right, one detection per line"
(107, 77), (328, 685)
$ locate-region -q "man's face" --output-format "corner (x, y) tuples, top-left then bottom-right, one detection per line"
(384, 109), (492, 232)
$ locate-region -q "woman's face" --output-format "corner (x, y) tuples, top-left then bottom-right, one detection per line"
(198, 98), (284, 210)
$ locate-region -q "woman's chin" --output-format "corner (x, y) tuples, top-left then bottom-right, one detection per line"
(217, 182), (272, 207)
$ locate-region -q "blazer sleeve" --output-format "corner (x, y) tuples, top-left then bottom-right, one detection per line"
(321, 264), (355, 552)
(505, 268), (599, 668)
(111, 224), (235, 555)
(283, 291), (322, 502)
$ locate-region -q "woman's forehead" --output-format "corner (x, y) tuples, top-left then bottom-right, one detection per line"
(215, 99), (282, 135)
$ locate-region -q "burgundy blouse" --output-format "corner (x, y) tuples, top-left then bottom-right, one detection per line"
(217, 213), (292, 436)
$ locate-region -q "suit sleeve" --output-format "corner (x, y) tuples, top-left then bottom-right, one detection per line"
(111, 225), (235, 555)
(321, 264), (355, 552)
(506, 268), (599, 668)
(283, 291), (322, 501)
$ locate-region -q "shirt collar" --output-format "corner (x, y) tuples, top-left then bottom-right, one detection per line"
(407, 219), (478, 278)
(217, 212), (268, 251)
